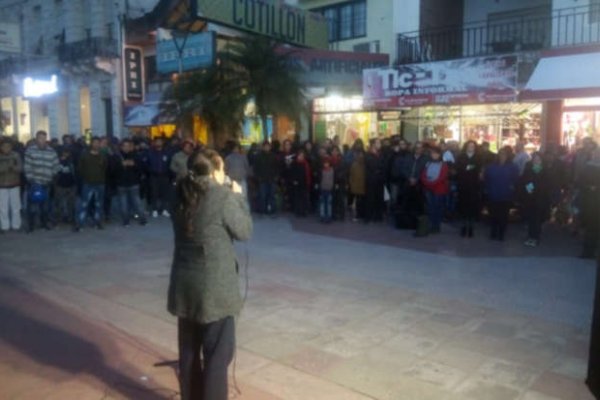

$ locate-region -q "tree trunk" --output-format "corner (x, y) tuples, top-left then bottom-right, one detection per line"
(261, 114), (269, 142)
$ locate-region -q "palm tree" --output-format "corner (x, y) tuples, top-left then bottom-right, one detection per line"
(228, 36), (305, 141)
(164, 61), (247, 144)
(165, 35), (305, 144)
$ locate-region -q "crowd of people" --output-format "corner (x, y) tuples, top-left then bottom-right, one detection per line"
(242, 135), (600, 257)
(0, 131), (195, 233)
(0, 130), (599, 257)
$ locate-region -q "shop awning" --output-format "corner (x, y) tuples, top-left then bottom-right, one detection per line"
(521, 51), (600, 101)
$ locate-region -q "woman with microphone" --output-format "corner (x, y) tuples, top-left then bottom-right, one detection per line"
(168, 149), (252, 400)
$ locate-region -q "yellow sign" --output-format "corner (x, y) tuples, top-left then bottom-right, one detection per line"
(0, 22), (20, 53)
(196, 0), (329, 49)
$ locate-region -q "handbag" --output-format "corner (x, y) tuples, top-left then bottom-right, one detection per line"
(28, 184), (48, 204)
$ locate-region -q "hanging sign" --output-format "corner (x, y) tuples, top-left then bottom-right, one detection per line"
(123, 46), (144, 101)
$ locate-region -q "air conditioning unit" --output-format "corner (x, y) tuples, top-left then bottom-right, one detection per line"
(353, 41), (380, 54)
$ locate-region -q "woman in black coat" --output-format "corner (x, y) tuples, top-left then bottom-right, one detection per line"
(520, 152), (551, 247)
(455, 141), (482, 237)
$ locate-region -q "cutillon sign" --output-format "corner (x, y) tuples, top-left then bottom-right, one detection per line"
(195, 0), (328, 49)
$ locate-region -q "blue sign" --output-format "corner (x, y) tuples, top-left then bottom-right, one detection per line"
(156, 31), (215, 74)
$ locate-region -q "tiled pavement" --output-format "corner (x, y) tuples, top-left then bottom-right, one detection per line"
(0, 215), (597, 400)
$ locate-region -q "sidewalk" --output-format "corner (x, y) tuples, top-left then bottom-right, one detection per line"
(0, 216), (596, 400)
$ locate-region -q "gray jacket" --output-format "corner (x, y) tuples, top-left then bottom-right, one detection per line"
(168, 181), (253, 324)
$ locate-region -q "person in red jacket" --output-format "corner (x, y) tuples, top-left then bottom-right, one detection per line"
(421, 147), (449, 233)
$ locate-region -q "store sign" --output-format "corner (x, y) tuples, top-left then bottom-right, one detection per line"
(157, 31), (215, 74)
(363, 55), (518, 108)
(285, 48), (389, 90)
(23, 75), (58, 98)
(0, 22), (21, 53)
(378, 111), (401, 120)
(123, 46), (144, 101)
(313, 96), (363, 113)
(195, 0), (329, 49)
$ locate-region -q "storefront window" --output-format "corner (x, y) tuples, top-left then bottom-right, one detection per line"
(403, 103), (541, 150)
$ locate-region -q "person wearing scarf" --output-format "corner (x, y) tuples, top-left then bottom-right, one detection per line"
(421, 147), (449, 234)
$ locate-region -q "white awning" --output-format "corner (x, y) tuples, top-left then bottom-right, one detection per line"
(521, 51), (600, 101)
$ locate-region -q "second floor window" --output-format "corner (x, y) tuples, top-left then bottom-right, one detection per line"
(591, 0), (600, 23)
(317, 1), (366, 42)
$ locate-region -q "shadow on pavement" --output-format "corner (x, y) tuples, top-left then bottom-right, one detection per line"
(0, 277), (176, 399)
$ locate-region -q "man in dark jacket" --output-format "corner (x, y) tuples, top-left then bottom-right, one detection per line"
(75, 137), (107, 230)
(146, 137), (172, 218)
(115, 139), (147, 226)
(252, 141), (279, 215)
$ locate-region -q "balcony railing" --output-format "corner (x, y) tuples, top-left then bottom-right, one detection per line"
(396, 5), (600, 65)
(57, 37), (119, 63)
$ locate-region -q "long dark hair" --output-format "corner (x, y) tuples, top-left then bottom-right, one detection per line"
(176, 149), (224, 237)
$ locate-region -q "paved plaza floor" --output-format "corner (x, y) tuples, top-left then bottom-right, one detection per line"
(0, 216), (597, 400)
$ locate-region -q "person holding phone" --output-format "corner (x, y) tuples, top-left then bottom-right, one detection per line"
(168, 149), (252, 400)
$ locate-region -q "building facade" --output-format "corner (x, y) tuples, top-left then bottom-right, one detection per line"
(0, 0), (148, 141)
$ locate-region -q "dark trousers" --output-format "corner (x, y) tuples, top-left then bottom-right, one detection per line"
(353, 194), (366, 220)
(53, 186), (76, 223)
(319, 190), (333, 221)
(425, 191), (446, 231)
(292, 185), (308, 217)
(178, 316), (235, 400)
(77, 184), (105, 226)
(333, 188), (346, 220)
(488, 201), (511, 240)
(258, 182), (276, 214)
(117, 185), (146, 224)
(150, 174), (172, 213)
(527, 207), (545, 241)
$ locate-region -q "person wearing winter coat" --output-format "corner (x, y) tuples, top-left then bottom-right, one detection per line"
(421, 147), (449, 233)
(484, 148), (519, 241)
(168, 149), (252, 400)
(330, 146), (347, 220)
(0, 137), (22, 232)
(365, 140), (385, 223)
(290, 150), (311, 217)
(115, 139), (147, 226)
(455, 141), (482, 238)
(520, 153), (552, 247)
(349, 149), (366, 221)
(146, 137), (172, 218)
